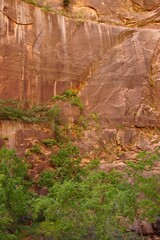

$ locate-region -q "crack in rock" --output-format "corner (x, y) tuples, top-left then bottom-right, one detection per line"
(0, 10), (33, 25)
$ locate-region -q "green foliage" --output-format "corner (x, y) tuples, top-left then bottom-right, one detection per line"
(127, 150), (158, 172)
(22, 0), (38, 6)
(33, 172), (134, 239)
(0, 148), (28, 184)
(0, 146), (160, 239)
(49, 144), (85, 183)
(22, 0), (53, 13)
(0, 149), (31, 239)
(34, 149), (160, 239)
(28, 144), (41, 154)
(46, 105), (61, 124)
(78, 115), (90, 128)
(38, 170), (56, 188)
(0, 98), (63, 124)
(0, 99), (41, 123)
(40, 5), (53, 13)
(0, 106), (35, 122)
(52, 89), (84, 110)
(90, 112), (100, 122)
(42, 138), (57, 148)
(126, 149), (160, 221)
(39, 143), (98, 188)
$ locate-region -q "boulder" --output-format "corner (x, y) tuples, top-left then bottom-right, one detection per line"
(102, 128), (117, 143)
(117, 129), (139, 146)
(136, 136), (152, 151)
(55, 101), (81, 124)
(131, 220), (154, 235)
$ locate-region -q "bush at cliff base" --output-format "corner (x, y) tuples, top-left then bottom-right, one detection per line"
(33, 147), (160, 239)
(0, 147), (160, 239)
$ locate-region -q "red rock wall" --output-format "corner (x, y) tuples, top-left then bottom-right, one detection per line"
(0, 0), (160, 126)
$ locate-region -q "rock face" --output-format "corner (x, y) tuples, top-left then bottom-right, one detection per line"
(132, 0), (160, 10)
(0, 0), (160, 127)
(0, 120), (54, 156)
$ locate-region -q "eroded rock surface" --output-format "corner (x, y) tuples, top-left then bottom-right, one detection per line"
(132, 0), (160, 10)
(0, 0), (160, 128)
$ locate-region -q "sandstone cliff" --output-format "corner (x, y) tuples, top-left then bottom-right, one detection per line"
(0, 3), (160, 238)
(0, 0), (160, 127)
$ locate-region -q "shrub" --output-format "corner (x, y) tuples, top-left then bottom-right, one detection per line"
(49, 144), (84, 183)
(0, 99), (39, 123)
(46, 105), (61, 124)
(38, 170), (56, 188)
(28, 144), (41, 154)
(40, 5), (53, 12)
(52, 89), (84, 110)
(42, 138), (57, 148)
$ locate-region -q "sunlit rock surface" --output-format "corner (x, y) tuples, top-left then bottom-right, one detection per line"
(0, 0), (160, 126)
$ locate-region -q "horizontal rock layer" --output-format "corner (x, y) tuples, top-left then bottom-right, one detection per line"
(0, 0), (160, 126)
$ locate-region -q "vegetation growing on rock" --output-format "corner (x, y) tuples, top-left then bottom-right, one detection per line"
(0, 90), (83, 123)
(52, 89), (84, 110)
